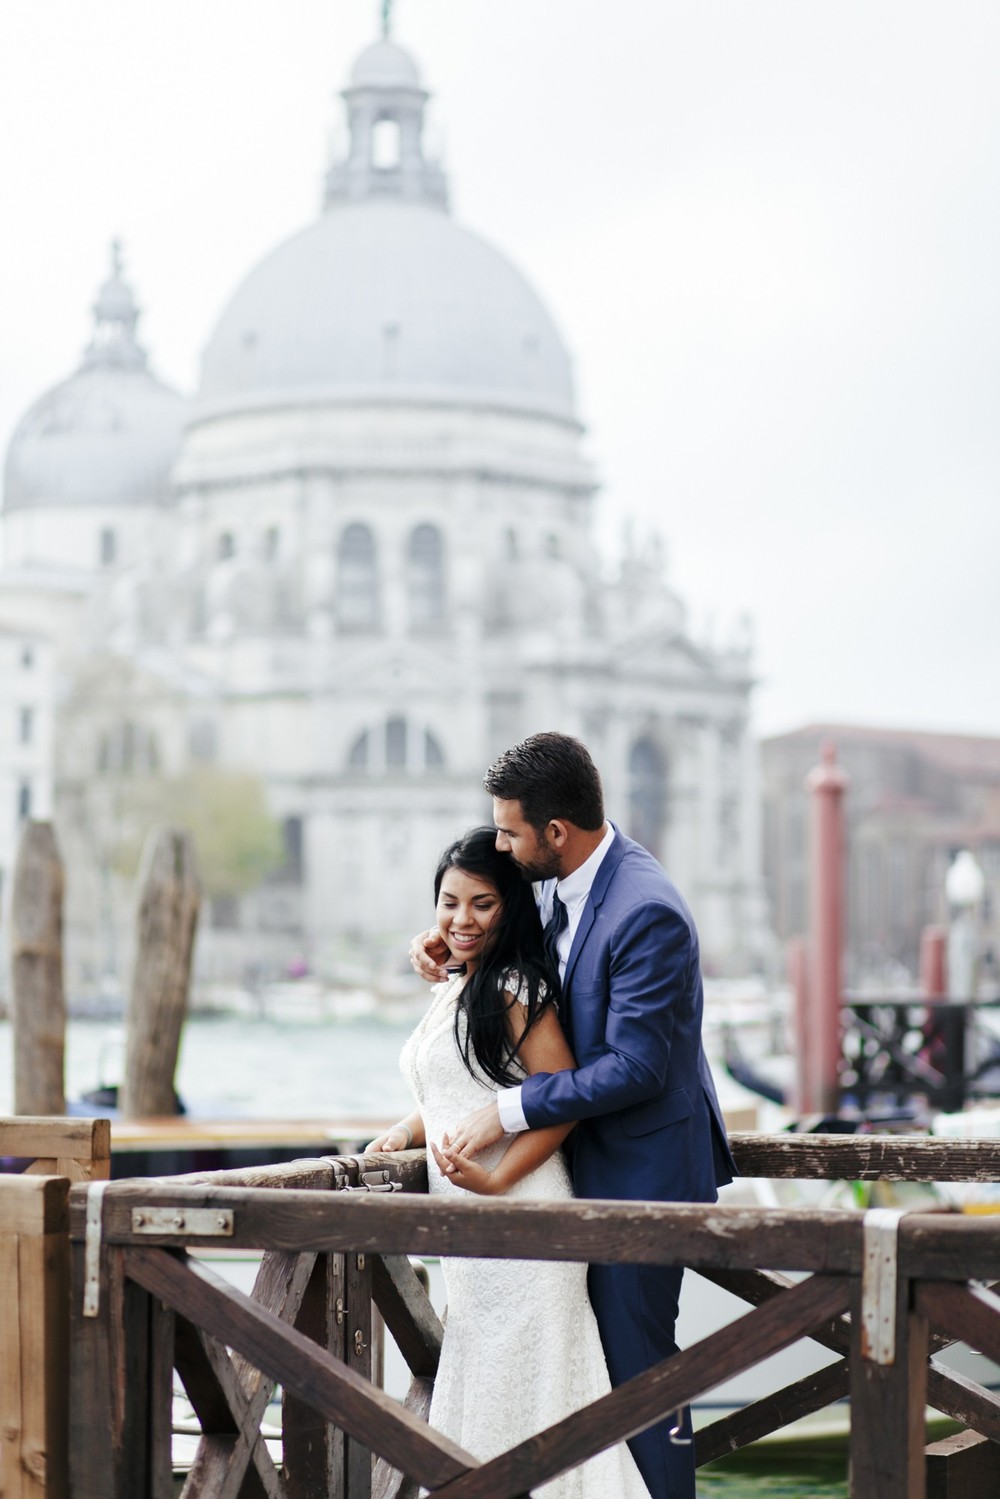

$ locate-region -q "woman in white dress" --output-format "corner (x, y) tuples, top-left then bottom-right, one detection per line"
(370, 827), (650, 1498)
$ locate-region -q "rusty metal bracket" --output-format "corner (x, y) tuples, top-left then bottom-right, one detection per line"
(132, 1207), (234, 1236)
(861, 1207), (905, 1364)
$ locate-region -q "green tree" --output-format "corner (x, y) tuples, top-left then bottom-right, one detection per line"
(115, 770), (283, 899)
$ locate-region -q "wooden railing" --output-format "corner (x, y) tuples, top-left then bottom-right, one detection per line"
(64, 1134), (1000, 1499)
(1, 1117), (110, 1499)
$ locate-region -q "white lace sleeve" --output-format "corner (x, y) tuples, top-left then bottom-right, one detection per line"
(501, 968), (549, 1012)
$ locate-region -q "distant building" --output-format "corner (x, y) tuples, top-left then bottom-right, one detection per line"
(1, 34), (765, 994)
(762, 724), (1000, 985)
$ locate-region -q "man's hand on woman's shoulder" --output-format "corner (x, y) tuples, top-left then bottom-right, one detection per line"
(409, 927), (452, 983)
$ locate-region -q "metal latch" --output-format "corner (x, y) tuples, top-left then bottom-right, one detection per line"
(861, 1207), (905, 1364)
(132, 1208), (235, 1236)
(355, 1170), (402, 1193)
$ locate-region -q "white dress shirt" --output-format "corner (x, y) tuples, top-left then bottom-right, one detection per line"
(497, 822), (615, 1134)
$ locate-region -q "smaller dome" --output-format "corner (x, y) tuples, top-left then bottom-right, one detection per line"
(350, 39), (421, 90)
(3, 245), (187, 513)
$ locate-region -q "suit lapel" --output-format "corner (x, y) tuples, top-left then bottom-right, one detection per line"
(562, 827), (627, 993)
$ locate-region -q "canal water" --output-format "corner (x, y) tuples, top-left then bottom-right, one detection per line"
(2, 1010), (854, 1496)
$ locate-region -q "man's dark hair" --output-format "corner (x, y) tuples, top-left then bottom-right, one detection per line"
(483, 732), (605, 832)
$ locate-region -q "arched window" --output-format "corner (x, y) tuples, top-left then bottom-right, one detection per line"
(407, 524), (445, 628)
(385, 715), (407, 769)
(372, 117), (402, 169)
(346, 718), (446, 775)
(218, 532), (235, 561)
(336, 523), (379, 630)
(96, 721), (161, 776)
(348, 730), (371, 769)
(628, 738), (667, 861)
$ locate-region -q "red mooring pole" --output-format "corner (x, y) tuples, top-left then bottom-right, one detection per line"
(920, 926), (947, 998)
(805, 742), (849, 1116)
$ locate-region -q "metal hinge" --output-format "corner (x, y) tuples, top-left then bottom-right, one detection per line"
(132, 1208), (235, 1236)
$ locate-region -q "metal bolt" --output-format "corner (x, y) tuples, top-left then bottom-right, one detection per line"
(357, 1253), (366, 1270)
(354, 1329), (367, 1357)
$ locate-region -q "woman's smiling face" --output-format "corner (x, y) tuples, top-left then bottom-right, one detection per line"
(435, 867), (503, 972)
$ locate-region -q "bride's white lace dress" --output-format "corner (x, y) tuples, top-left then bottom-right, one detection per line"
(400, 974), (650, 1498)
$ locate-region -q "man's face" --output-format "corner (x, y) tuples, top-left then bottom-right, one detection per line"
(492, 797), (562, 881)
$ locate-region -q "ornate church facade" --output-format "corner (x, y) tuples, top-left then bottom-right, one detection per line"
(1, 35), (764, 994)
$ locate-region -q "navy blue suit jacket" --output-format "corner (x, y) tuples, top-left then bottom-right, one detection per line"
(521, 827), (736, 1204)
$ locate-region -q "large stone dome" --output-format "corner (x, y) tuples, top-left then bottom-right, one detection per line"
(197, 203), (577, 424)
(196, 37), (577, 426)
(4, 247), (186, 513)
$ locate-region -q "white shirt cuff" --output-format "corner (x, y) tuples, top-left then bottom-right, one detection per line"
(497, 1085), (529, 1133)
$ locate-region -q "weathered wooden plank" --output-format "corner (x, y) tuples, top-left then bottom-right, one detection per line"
(173, 1316), (280, 1499)
(699, 1264), (854, 1354)
(121, 827), (199, 1119)
(285, 1252), (346, 1499)
(926, 1363), (1000, 1443)
(849, 1278), (928, 1499)
(915, 1282), (1000, 1365)
(182, 1248), (315, 1499)
(17, 1228), (70, 1499)
(430, 1275), (852, 1499)
(68, 1237), (131, 1499)
(372, 1377), (434, 1499)
(189, 1330), (283, 1499)
(11, 821), (66, 1116)
(0, 1117), (110, 1172)
(0, 1175), (69, 1236)
(925, 1429), (1000, 1499)
(158, 1158), (339, 1190)
(895, 1216), (1000, 1284)
(231, 1248), (317, 1400)
(125, 1246), (477, 1490)
(695, 1358), (850, 1464)
(729, 1132), (1000, 1182)
(0, 1232), (24, 1499)
(75, 1185), (867, 1272)
(346, 1253), (375, 1499)
(149, 1296), (175, 1499)
(372, 1255), (443, 1378)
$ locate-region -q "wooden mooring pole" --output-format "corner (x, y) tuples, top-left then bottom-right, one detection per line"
(11, 820), (66, 1116)
(120, 827), (200, 1119)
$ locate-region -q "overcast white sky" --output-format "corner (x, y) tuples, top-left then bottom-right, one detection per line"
(2, 1), (998, 739)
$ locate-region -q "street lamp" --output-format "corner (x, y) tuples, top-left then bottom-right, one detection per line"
(945, 849), (985, 1001)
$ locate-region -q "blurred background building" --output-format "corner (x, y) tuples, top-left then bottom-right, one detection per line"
(0, 34), (765, 997)
(763, 724), (1000, 989)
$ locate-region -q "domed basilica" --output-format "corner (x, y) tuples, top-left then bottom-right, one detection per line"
(1, 33), (763, 991)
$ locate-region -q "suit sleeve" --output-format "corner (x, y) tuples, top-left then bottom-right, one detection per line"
(519, 900), (692, 1129)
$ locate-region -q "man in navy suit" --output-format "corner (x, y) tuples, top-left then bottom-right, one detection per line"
(423, 732), (736, 1499)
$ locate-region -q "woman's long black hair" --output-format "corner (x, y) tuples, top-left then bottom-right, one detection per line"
(434, 826), (559, 1089)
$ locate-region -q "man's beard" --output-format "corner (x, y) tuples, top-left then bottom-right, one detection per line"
(509, 843), (561, 882)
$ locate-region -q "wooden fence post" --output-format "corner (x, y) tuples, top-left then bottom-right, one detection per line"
(285, 1252), (349, 1499)
(0, 1175), (71, 1499)
(121, 828), (200, 1118)
(850, 1242), (928, 1499)
(11, 821), (66, 1116)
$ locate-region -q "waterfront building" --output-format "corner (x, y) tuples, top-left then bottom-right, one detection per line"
(762, 723), (1000, 987)
(1, 35), (764, 994)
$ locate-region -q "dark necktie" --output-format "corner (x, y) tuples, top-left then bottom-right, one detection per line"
(543, 891), (568, 973)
